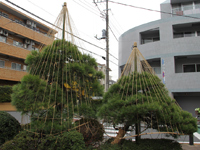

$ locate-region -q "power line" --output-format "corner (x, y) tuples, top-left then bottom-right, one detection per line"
(5, 0), (119, 61)
(54, 36), (118, 66)
(26, 0), (56, 18)
(108, 1), (200, 20)
(5, 0), (106, 51)
(72, 0), (100, 16)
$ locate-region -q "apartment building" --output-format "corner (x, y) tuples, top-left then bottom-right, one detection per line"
(0, 2), (55, 122)
(119, 0), (200, 116)
(0, 2), (55, 86)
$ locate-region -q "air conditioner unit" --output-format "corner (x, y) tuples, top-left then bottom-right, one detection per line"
(15, 42), (19, 46)
(32, 23), (36, 28)
(0, 29), (3, 34)
(23, 65), (27, 71)
(176, 11), (183, 16)
(24, 44), (27, 49)
(4, 31), (8, 36)
(25, 39), (31, 44)
(26, 20), (32, 26)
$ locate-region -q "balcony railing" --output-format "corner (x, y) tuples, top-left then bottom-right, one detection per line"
(0, 12), (53, 38)
(0, 67), (28, 81)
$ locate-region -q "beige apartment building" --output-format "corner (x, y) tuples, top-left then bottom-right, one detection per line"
(0, 2), (55, 120)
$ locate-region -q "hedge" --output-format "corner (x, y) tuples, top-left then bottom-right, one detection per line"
(0, 111), (21, 146)
(1, 130), (86, 150)
(0, 86), (12, 102)
(98, 138), (183, 150)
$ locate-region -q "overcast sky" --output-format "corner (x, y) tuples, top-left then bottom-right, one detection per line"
(3, 0), (165, 81)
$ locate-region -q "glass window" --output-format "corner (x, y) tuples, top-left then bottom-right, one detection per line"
(11, 63), (21, 71)
(197, 31), (200, 36)
(0, 60), (5, 68)
(11, 63), (16, 69)
(0, 35), (6, 42)
(184, 32), (195, 37)
(197, 64), (200, 72)
(182, 2), (193, 11)
(195, 2), (200, 9)
(153, 67), (161, 74)
(183, 64), (195, 72)
(174, 32), (184, 38)
(16, 63), (21, 71)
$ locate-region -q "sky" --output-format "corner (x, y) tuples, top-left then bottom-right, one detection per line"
(3, 0), (165, 81)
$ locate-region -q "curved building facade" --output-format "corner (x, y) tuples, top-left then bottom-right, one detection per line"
(119, 0), (200, 116)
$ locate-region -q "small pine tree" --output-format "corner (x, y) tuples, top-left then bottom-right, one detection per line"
(98, 72), (197, 144)
(12, 40), (104, 134)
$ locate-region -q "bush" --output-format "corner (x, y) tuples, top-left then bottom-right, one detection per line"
(0, 86), (12, 102)
(1, 130), (86, 150)
(97, 138), (182, 150)
(0, 131), (39, 150)
(39, 130), (86, 150)
(0, 111), (21, 146)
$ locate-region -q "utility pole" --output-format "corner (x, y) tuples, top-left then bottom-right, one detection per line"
(105, 0), (109, 92)
(93, 0), (109, 91)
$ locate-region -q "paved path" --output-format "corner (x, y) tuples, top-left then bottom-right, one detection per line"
(181, 144), (200, 150)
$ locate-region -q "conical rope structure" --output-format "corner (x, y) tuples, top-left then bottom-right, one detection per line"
(11, 2), (104, 144)
(98, 42), (197, 144)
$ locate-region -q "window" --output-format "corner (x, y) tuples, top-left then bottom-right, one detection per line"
(182, 2), (193, 11)
(0, 60), (5, 68)
(195, 2), (200, 9)
(13, 40), (23, 48)
(153, 67), (161, 74)
(183, 64), (195, 72)
(0, 35), (6, 42)
(197, 31), (200, 36)
(11, 63), (21, 71)
(140, 28), (160, 44)
(173, 23), (200, 38)
(183, 64), (200, 73)
(197, 64), (200, 72)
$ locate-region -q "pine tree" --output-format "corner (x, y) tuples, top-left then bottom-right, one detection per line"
(98, 71), (197, 144)
(12, 39), (104, 134)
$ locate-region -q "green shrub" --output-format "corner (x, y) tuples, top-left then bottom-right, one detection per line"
(0, 111), (21, 146)
(0, 131), (39, 150)
(39, 130), (86, 150)
(97, 138), (182, 150)
(1, 130), (86, 150)
(0, 86), (12, 102)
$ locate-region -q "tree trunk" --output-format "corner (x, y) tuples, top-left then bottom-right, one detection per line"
(111, 128), (126, 144)
(135, 122), (141, 143)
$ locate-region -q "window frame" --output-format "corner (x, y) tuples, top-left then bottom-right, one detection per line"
(182, 63), (200, 73)
(0, 60), (5, 68)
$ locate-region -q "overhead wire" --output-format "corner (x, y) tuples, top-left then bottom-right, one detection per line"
(5, 0), (119, 64)
(4, 0), (106, 51)
(108, 1), (200, 20)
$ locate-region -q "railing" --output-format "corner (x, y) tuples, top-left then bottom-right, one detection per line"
(0, 13), (53, 38)
(0, 66), (27, 72)
(0, 38), (31, 51)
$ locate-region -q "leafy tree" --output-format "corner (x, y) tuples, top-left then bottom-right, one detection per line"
(11, 40), (104, 134)
(98, 72), (197, 144)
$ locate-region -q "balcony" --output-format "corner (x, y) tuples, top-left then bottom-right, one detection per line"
(0, 41), (31, 59)
(0, 67), (27, 81)
(0, 102), (16, 111)
(0, 16), (53, 45)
